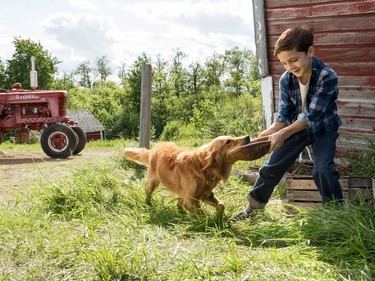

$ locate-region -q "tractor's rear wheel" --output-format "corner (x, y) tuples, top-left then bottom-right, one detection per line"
(41, 124), (77, 158)
(71, 126), (87, 155)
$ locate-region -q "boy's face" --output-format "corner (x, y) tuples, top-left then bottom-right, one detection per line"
(277, 46), (314, 83)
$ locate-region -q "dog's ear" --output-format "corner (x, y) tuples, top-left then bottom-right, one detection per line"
(202, 150), (222, 170)
(201, 151), (232, 182)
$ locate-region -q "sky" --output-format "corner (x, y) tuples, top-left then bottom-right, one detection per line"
(0, 0), (255, 79)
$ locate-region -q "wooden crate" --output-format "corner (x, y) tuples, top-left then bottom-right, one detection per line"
(348, 177), (374, 202)
(286, 176), (373, 207)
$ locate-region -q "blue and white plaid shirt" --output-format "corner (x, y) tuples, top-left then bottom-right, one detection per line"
(274, 56), (342, 136)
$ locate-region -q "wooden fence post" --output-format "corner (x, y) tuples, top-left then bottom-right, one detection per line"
(139, 64), (152, 148)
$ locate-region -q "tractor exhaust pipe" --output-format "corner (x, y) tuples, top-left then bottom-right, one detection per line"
(30, 56), (38, 90)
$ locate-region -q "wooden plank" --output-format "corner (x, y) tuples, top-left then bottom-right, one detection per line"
(286, 177), (349, 191)
(268, 31), (375, 51)
(268, 48), (375, 65)
(349, 177), (373, 188)
(337, 101), (375, 117)
(266, 15), (375, 35)
(266, 0), (333, 8)
(286, 176), (373, 203)
(286, 189), (349, 201)
(269, 61), (375, 76)
(286, 190), (323, 201)
(265, 0), (368, 9)
(266, 0), (375, 20)
(338, 76), (375, 88)
(286, 179), (317, 190)
(271, 74), (375, 89)
(315, 32), (375, 47)
(314, 47), (375, 62)
(338, 90), (375, 101)
(339, 117), (375, 132)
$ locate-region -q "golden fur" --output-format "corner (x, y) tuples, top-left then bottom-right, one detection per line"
(123, 135), (270, 217)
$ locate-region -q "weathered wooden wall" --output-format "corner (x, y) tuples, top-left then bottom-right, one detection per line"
(263, 0), (375, 155)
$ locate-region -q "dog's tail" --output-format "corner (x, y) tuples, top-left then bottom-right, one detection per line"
(123, 147), (150, 166)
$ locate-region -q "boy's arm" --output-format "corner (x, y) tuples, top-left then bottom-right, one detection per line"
(257, 121), (286, 138)
(257, 120), (308, 152)
(268, 120), (308, 151)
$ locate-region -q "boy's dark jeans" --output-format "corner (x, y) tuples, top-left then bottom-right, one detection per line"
(247, 129), (343, 208)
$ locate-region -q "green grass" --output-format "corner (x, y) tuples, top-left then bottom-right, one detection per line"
(0, 140), (374, 280)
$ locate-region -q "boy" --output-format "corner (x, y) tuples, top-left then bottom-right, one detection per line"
(230, 27), (343, 222)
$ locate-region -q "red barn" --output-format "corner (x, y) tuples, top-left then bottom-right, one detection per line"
(253, 0), (375, 155)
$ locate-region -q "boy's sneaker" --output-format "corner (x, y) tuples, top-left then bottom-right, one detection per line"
(229, 205), (256, 222)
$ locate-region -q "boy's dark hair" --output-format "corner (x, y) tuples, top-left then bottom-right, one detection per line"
(274, 27), (313, 56)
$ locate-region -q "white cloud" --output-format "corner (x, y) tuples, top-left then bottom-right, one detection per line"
(41, 13), (118, 69)
(67, 0), (98, 11)
(0, 0), (255, 76)
(122, 0), (251, 22)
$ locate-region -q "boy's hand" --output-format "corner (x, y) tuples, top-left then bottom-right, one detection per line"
(268, 131), (286, 152)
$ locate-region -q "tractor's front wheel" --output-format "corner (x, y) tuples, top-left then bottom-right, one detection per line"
(41, 124), (77, 158)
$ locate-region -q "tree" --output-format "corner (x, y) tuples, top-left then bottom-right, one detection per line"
(51, 71), (76, 91)
(95, 56), (112, 82)
(89, 81), (124, 138)
(123, 53), (150, 110)
(75, 60), (92, 89)
(116, 53), (151, 138)
(224, 47), (254, 97)
(247, 55), (261, 97)
(117, 61), (127, 87)
(152, 55), (173, 138)
(153, 55), (170, 97)
(204, 52), (225, 90)
(6, 37), (60, 89)
(0, 59), (7, 88)
(169, 49), (188, 97)
(187, 61), (205, 96)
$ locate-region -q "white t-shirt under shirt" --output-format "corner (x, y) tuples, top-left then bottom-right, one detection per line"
(298, 79), (310, 112)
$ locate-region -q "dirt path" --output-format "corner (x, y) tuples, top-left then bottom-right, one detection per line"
(0, 147), (121, 205)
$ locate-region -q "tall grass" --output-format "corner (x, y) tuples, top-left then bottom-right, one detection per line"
(343, 139), (375, 177)
(0, 142), (374, 280)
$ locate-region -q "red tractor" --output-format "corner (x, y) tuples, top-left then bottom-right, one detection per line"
(0, 60), (86, 158)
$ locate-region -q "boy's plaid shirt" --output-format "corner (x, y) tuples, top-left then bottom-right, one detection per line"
(274, 56), (342, 136)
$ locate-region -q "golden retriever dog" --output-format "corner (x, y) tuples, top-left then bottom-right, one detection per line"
(123, 135), (270, 218)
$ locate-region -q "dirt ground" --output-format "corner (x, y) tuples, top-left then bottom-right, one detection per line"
(0, 147), (120, 205)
